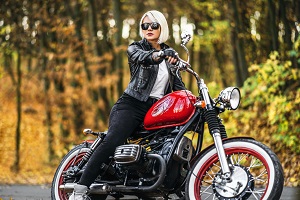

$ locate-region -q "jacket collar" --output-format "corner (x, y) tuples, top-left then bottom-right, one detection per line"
(141, 38), (169, 50)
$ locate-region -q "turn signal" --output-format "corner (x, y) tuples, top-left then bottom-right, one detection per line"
(195, 100), (206, 108)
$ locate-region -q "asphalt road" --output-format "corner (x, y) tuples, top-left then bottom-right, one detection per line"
(0, 185), (299, 200)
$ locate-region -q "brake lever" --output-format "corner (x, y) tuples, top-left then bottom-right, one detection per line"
(175, 57), (190, 71)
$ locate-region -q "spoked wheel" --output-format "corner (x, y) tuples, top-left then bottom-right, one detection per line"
(51, 143), (90, 200)
(185, 138), (284, 200)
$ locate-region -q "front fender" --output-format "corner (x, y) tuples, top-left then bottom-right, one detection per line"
(190, 136), (255, 166)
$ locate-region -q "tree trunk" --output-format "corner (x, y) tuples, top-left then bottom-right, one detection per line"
(279, 0), (293, 51)
(42, 55), (55, 161)
(231, 0), (248, 86)
(64, 0), (87, 135)
(213, 42), (228, 87)
(294, 0), (300, 39)
(99, 1), (112, 123)
(12, 50), (22, 172)
(279, 0), (298, 68)
(268, 0), (279, 51)
(40, 1), (55, 161)
(231, 29), (242, 86)
(88, 0), (103, 55)
(88, 0), (112, 125)
(4, 52), (16, 84)
(113, 0), (124, 97)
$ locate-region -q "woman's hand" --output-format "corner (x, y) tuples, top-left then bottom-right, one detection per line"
(166, 56), (178, 64)
(161, 48), (178, 64)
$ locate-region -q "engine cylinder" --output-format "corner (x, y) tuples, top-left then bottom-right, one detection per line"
(114, 144), (143, 164)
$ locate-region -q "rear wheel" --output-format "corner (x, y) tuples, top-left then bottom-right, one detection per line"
(185, 138), (284, 200)
(51, 143), (90, 200)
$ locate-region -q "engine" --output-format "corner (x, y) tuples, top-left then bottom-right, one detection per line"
(113, 131), (194, 182)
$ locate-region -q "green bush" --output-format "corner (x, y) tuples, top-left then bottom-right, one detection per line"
(221, 51), (300, 186)
(240, 51), (300, 152)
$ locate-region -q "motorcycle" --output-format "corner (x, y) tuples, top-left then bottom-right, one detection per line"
(51, 32), (284, 200)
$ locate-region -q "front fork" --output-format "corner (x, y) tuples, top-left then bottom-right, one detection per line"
(200, 79), (231, 179)
(212, 131), (231, 179)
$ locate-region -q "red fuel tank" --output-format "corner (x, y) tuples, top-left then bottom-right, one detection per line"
(144, 90), (197, 130)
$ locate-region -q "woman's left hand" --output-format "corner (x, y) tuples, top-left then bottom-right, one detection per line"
(166, 56), (178, 64)
(162, 48), (178, 64)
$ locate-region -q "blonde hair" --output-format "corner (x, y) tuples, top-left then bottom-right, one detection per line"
(139, 10), (169, 44)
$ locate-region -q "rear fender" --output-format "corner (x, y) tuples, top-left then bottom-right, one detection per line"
(190, 136), (255, 166)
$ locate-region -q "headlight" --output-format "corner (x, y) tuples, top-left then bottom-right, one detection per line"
(218, 87), (241, 110)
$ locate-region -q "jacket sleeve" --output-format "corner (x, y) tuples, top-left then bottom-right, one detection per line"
(127, 43), (162, 65)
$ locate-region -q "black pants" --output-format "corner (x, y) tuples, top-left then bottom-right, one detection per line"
(78, 93), (156, 187)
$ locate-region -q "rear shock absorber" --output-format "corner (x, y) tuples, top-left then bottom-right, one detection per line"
(68, 135), (105, 176)
(66, 143), (95, 176)
(77, 144), (95, 169)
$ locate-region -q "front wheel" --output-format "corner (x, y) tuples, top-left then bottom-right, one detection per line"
(185, 138), (284, 200)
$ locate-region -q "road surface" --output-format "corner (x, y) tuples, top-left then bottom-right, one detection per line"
(0, 185), (299, 200)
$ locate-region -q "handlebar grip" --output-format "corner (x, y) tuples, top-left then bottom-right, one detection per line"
(158, 50), (164, 57)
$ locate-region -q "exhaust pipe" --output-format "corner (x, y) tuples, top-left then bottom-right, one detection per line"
(59, 183), (109, 194)
(110, 154), (166, 192)
(59, 154), (167, 194)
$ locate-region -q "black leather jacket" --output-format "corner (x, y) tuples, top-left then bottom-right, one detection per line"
(124, 39), (186, 102)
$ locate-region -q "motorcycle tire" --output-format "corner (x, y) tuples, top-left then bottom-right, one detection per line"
(51, 143), (108, 200)
(185, 138), (284, 200)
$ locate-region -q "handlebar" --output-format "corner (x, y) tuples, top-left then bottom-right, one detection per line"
(174, 33), (210, 99)
(174, 53), (203, 94)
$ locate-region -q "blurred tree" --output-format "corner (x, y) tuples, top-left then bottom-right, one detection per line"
(38, 0), (55, 161)
(268, 0), (279, 51)
(1, 0), (26, 171)
(112, 0), (124, 97)
(230, 0), (248, 86)
(14, 50), (21, 172)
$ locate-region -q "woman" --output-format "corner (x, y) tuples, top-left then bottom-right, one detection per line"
(69, 10), (185, 200)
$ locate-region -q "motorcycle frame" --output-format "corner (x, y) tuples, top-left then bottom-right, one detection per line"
(164, 109), (203, 167)
(83, 109), (204, 168)
(79, 101), (228, 182)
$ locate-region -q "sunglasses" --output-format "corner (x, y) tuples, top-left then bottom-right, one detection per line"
(141, 22), (160, 30)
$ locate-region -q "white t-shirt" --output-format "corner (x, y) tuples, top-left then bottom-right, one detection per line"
(150, 60), (169, 99)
